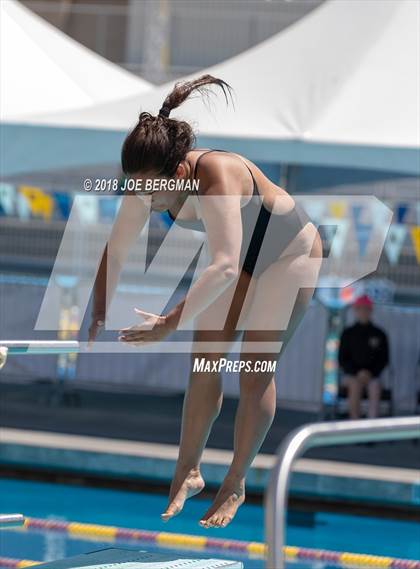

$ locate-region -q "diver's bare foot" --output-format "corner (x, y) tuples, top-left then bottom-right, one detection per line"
(161, 466), (205, 522)
(199, 475), (245, 528)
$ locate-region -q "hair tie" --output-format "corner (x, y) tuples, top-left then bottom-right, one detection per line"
(158, 105), (171, 118)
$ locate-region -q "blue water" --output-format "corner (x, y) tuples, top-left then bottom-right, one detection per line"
(0, 478), (419, 566)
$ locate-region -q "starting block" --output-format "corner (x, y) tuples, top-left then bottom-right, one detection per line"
(33, 548), (244, 569)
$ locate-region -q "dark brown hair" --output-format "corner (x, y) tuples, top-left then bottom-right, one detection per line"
(121, 75), (232, 177)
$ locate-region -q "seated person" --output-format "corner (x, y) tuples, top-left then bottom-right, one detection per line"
(338, 295), (389, 419)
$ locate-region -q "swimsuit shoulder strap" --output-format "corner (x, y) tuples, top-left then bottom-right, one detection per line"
(193, 149), (258, 195)
(192, 149), (217, 180)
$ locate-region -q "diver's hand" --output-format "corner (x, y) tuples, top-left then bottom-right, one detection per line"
(119, 308), (171, 345)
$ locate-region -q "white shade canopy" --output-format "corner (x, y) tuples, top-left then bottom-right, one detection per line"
(0, 0), (151, 122)
(2, 0), (419, 176)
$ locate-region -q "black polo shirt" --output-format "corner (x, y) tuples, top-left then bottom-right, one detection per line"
(338, 322), (389, 378)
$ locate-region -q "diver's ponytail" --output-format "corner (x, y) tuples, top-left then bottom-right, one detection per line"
(158, 74), (232, 119)
(122, 75), (232, 177)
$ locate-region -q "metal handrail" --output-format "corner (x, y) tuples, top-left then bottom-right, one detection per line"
(0, 514), (25, 528)
(265, 416), (420, 569)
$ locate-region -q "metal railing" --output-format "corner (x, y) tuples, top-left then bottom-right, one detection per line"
(265, 416), (420, 569)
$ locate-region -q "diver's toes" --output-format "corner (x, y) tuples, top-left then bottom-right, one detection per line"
(223, 516), (232, 527)
(161, 503), (180, 520)
(210, 515), (220, 527)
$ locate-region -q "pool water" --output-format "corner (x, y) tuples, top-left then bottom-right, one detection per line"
(0, 477), (419, 566)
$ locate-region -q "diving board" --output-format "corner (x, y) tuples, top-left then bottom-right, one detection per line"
(0, 514), (24, 528)
(0, 341), (79, 355)
(33, 548), (243, 568)
(0, 341), (80, 371)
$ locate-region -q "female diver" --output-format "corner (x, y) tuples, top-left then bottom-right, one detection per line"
(89, 75), (322, 529)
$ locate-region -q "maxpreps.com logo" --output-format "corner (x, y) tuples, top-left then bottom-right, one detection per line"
(193, 357), (277, 374)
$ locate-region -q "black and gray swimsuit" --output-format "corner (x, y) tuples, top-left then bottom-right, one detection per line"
(168, 149), (310, 278)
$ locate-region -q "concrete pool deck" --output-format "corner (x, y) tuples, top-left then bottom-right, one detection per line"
(1, 383), (419, 468)
(1, 427), (419, 508)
